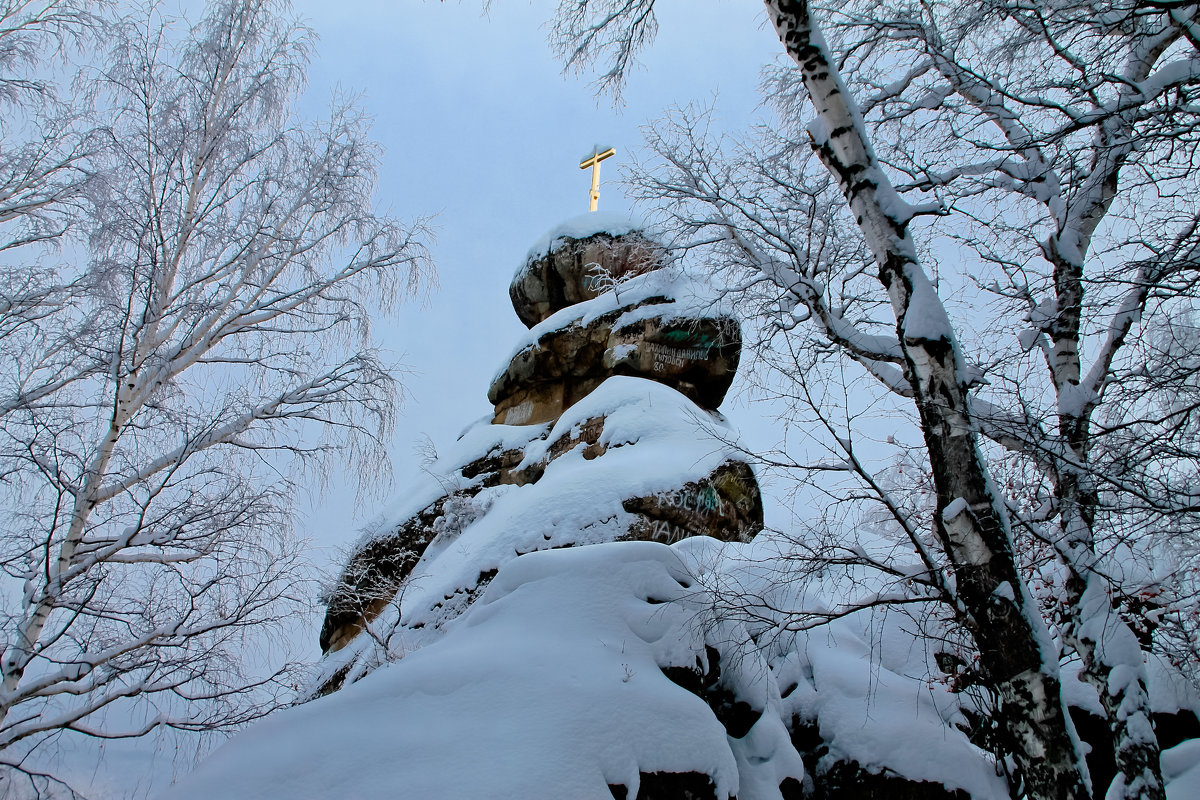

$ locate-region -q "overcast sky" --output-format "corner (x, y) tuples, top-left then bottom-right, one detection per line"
(288, 0), (789, 610)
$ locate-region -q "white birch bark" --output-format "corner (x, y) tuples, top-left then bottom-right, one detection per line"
(763, 3), (1092, 797)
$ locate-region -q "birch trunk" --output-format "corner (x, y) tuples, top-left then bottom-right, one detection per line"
(1050, 235), (1165, 800)
(763, 2), (1091, 797)
(1036, 22), (1182, 793)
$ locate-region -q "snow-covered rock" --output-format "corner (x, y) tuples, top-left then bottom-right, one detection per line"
(315, 219), (761, 699)
(317, 376), (765, 691)
(512, 213), (660, 327)
(166, 543), (805, 800)
(497, 227), (741, 425)
(490, 291), (742, 425)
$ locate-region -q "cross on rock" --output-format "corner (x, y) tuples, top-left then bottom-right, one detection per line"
(579, 147), (615, 212)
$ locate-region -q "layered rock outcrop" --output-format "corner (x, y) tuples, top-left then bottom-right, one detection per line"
(315, 214), (763, 691)
(491, 216), (742, 425)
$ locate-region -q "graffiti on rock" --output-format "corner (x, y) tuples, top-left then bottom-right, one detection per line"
(647, 342), (713, 372)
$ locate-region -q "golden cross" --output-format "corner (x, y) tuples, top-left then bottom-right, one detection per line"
(579, 147), (616, 212)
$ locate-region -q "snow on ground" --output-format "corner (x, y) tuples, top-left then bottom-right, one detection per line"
(777, 614), (1007, 799)
(680, 536), (1012, 800)
(1165, 739), (1200, 800)
(164, 541), (803, 800)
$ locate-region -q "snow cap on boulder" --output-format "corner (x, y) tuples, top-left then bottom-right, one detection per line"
(511, 213), (664, 328)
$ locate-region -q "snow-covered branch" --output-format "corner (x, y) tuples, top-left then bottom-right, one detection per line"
(0, 2), (432, 788)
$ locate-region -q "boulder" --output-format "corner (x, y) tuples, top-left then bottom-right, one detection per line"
(490, 299), (742, 425)
(318, 439), (532, 659)
(511, 227), (663, 327)
(320, 488), (479, 656)
(622, 460), (762, 545)
(606, 313), (743, 410)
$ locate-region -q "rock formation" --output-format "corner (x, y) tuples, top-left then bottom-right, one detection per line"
(494, 218), (742, 425)
(316, 213), (762, 688)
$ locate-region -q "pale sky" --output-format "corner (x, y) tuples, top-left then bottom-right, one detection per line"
(290, 0), (789, 630)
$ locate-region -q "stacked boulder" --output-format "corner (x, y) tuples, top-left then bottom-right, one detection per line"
(316, 213), (763, 690)
(495, 218), (740, 424)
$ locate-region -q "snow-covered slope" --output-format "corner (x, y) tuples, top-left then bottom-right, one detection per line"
(166, 541), (804, 800)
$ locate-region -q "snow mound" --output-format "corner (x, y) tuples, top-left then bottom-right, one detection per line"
(1165, 739), (1200, 800)
(165, 542), (804, 800)
(686, 537), (1012, 800)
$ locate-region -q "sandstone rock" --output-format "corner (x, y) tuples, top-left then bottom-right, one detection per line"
(511, 228), (663, 328)
(319, 488), (476, 655)
(510, 410), (763, 544)
(318, 412), (764, 672)
(662, 645), (763, 740)
(606, 314), (743, 411)
(490, 298), (742, 425)
(318, 442), (531, 659)
(315, 215), (759, 704)
(622, 461), (763, 545)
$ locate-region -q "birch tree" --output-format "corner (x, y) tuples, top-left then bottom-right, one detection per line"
(0, 0), (429, 790)
(0, 0), (98, 450)
(552, 1), (1200, 798)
